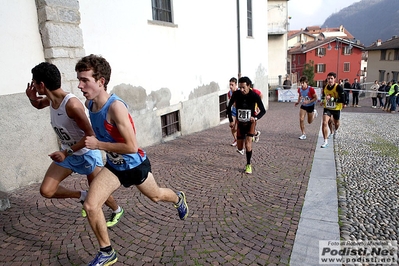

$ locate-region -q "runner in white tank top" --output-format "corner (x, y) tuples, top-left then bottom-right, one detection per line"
(26, 62), (123, 228)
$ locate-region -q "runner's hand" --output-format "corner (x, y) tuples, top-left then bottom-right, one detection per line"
(25, 82), (43, 101)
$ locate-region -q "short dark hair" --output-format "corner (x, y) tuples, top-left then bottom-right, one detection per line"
(229, 77), (237, 84)
(327, 72), (337, 78)
(299, 76), (308, 83)
(31, 62), (61, 91)
(238, 76), (252, 86)
(75, 54), (112, 90)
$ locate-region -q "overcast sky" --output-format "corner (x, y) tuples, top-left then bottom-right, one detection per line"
(287, 0), (361, 30)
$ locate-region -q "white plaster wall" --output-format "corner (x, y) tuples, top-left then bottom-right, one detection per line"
(0, 0), (269, 191)
(78, 0), (268, 105)
(267, 0), (288, 81)
(0, 0), (45, 96)
(0, 93), (58, 191)
(0, 1), (53, 191)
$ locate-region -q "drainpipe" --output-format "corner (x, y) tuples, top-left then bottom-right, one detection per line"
(237, 0), (241, 78)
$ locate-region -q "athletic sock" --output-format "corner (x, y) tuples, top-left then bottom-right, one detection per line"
(246, 150), (252, 165)
(113, 206), (121, 214)
(79, 190), (87, 202)
(100, 245), (113, 254)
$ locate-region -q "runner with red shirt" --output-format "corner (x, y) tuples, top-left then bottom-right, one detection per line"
(294, 76), (318, 140)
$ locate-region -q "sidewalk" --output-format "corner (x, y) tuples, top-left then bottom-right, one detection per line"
(1, 101), (332, 266)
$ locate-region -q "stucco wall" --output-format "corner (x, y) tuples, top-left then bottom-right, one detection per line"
(0, 93), (58, 191)
(0, 0), (269, 192)
(0, 0), (45, 96)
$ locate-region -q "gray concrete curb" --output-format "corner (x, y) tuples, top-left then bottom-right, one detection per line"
(290, 125), (340, 266)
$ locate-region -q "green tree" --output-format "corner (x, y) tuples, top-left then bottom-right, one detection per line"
(302, 60), (315, 86)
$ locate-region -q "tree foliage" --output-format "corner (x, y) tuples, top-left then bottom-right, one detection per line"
(302, 60), (316, 86)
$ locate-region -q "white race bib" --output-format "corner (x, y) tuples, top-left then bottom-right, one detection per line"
(106, 151), (125, 165)
(237, 109), (251, 122)
(325, 100), (336, 109)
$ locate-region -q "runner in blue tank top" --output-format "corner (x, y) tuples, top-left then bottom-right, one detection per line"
(75, 54), (189, 266)
(26, 62), (122, 228)
(294, 76), (318, 140)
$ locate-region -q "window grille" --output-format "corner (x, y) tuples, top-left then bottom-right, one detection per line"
(316, 64), (326, 73)
(152, 0), (172, 23)
(219, 94), (228, 120)
(247, 0), (253, 37)
(161, 111), (180, 137)
(343, 62), (350, 72)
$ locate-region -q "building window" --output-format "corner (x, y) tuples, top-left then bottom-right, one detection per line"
(152, 0), (172, 23)
(247, 0), (253, 37)
(317, 80), (324, 88)
(380, 50), (386, 60)
(316, 48), (326, 56)
(219, 94), (228, 120)
(316, 64), (326, 73)
(161, 111), (180, 137)
(395, 49), (399, 60)
(388, 52), (393, 60)
(378, 70), (385, 81)
(344, 62), (350, 72)
(343, 46), (352, 55)
(393, 71), (399, 82)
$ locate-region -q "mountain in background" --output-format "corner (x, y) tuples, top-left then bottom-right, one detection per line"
(322, 0), (399, 47)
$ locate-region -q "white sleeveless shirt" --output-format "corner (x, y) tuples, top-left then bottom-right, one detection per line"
(50, 93), (89, 156)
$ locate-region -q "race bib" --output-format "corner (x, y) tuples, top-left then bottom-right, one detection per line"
(237, 109), (251, 122)
(325, 99), (336, 109)
(53, 126), (76, 147)
(106, 151), (125, 165)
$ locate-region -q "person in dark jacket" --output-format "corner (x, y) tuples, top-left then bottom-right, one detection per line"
(343, 79), (351, 106)
(351, 78), (361, 107)
(377, 81), (386, 108)
(383, 81), (392, 111)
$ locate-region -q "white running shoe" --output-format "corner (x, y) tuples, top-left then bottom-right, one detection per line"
(313, 109), (318, 118)
(253, 131), (261, 142)
(236, 149), (244, 155)
(321, 142), (329, 148)
(299, 134), (306, 140)
(231, 140), (237, 147)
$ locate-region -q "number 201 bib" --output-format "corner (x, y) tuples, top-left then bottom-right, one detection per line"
(237, 109), (251, 122)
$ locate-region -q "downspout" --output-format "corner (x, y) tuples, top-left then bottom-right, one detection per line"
(237, 0), (241, 78)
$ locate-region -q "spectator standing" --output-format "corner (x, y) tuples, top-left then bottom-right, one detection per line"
(351, 78), (361, 107)
(343, 79), (351, 106)
(377, 81), (386, 108)
(283, 75), (292, 90)
(383, 81), (392, 111)
(388, 80), (399, 113)
(370, 80), (379, 108)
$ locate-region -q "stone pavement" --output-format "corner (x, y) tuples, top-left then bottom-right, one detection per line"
(1, 100), (346, 266)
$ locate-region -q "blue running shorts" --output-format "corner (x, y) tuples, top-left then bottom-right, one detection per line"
(55, 150), (104, 175)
